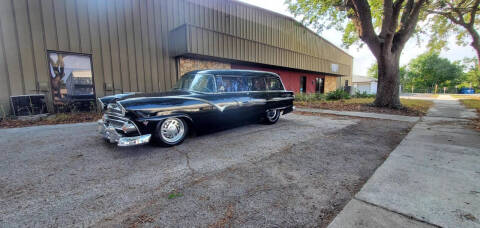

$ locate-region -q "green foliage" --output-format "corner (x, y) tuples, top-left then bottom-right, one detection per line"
(400, 51), (466, 93)
(408, 52), (464, 90)
(457, 57), (480, 89)
(294, 93), (326, 102)
(425, 0), (480, 54)
(326, 89), (350, 100)
(353, 91), (376, 98)
(367, 63), (378, 79)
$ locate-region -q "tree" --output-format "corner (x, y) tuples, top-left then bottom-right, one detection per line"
(287, 0), (429, 108)
(367, 63), (378, 78)
(458, 57), (480, 88)
(407, 52), (464, 92)
(426, 0), (480, 66)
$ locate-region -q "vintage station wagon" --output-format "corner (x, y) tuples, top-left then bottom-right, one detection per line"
(98, 70), (295, 146)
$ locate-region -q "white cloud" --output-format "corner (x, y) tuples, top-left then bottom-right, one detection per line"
(238, 0), (476, 75)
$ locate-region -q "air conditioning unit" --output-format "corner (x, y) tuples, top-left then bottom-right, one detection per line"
(10, 94), (47, 116)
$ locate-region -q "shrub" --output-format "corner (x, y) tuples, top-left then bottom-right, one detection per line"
(294, 93), (325, 102)
(326, 89), (350, 100)
(353, 91), (376, 98)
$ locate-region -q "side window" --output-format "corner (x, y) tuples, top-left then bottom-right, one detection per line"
(249, 77), (266, 91)
(215, 76), (248, 92)
(266, 77), (284, 90)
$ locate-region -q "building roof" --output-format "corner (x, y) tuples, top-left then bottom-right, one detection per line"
(352, 75), (377, 83)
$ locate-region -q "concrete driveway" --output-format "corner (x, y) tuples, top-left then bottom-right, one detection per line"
(0, 113), (412, 227)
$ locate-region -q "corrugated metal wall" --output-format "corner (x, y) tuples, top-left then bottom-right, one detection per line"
(0, 0), (182, 113)
(181, 0), (353, 76)
(0, 0), (353, 114)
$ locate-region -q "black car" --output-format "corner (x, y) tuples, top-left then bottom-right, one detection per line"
(97, 70), (295, 146)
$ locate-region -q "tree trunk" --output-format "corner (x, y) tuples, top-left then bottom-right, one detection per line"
(374, 51), (402, 108)
(465, 26), (480, 68)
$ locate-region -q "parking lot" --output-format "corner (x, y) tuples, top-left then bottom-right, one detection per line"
(0, 113), (412, 227)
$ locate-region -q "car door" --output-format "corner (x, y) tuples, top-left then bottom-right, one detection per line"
(265, 76), (293, 110)
(246, 76), (269, 119)
(212, 75), (252, 124)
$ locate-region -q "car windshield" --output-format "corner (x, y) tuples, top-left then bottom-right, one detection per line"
(173, 73), (215, 93)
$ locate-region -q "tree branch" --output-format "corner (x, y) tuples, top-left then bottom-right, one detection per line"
(392, 0), (427, 52)
(469, 0), (480, 25)
(350, 0), (381, 57)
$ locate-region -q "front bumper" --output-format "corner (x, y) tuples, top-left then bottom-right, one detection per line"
(98, 119), (151, 146)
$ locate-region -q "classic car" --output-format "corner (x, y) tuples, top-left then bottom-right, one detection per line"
(97, 69), (295, 146)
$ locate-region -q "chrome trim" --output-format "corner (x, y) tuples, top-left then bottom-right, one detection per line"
(269, 97), (295, 102)
(98, 119), (151, 146)
(107, 102), (126, 116)
(273, 106), (292, 111)
(138, 114), (193, 122)
(118, 135), (151, 146)
(103, 114), (142, 135)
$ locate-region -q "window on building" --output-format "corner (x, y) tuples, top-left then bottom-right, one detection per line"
(345, 80), (349, 87)
(265, 77), (284, 90)
(315, 78), (324, 93)
(47, 51), (94, 110)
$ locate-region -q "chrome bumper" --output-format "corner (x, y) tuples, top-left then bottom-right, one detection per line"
(98, 119), (151, 146)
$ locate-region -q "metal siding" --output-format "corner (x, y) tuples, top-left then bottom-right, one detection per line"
(147, 0), (158, 92)
(76, 0), (91, 53)
(0, 0), (24, 95)
(28, 0), (50, 97)
(0, 8), (11, 112)
(97, 0), (114, 95)
(116, 0), (131, 92)
(139, 0), (151, 93)
(132, 0), (145, 92)
(107, 0), (122, 92)
(88, 0), (104, 97)
(124, 0), (138, 92)
(154, 0), (166, 91)
(41, 0), (58, 50)
(53, 0), (69, 51)
(65, 0), (80, 52)
(13, 0), (37, 94)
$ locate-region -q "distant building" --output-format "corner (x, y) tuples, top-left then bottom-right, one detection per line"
(352, 75), (377, 94)
(0, 0), (353, 113)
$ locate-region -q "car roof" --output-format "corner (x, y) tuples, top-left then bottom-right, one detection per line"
(186, 69), (280, 77)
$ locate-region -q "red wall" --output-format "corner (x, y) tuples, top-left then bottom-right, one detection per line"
(231, 64), (325, 93)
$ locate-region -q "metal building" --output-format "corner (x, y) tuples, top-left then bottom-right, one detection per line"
(0, 0), (353, 114)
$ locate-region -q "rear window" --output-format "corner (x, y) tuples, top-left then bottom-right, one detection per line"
(265, 77), (284, 90)
(248, 77), (266, 91)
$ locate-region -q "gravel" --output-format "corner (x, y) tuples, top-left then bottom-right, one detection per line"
(0, 113), (412, 227)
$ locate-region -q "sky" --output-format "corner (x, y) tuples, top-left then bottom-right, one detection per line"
(238, 0), (476, 76)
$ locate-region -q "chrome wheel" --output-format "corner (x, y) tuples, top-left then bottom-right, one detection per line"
(160, 118), (185, 144)
(266, 109), (280, 123)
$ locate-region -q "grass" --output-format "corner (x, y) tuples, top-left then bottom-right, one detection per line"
(453, 96), (480, 130)
(294, 97), (434, 116)
(461, 99), (480, 110)
(167, 192), (183, 199)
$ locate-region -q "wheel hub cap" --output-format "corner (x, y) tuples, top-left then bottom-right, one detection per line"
(160, 118), (185, 143)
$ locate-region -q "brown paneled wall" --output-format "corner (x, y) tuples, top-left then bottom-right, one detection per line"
(178, 57), (231, 77)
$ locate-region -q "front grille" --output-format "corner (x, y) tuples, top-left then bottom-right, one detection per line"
(104, 114), (140, 136)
